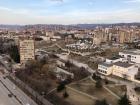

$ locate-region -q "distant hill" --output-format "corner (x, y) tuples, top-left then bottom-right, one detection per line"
(0, 25), (23, 30)
(76, 23), (140, 29)
(0, 23), (140, 30)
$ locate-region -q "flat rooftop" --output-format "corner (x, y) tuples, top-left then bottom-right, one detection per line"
(99, 62), (113, 67)
(121, 49), (140, 55)
(107, 56), (121, 60)
(113, 61), (133, 68)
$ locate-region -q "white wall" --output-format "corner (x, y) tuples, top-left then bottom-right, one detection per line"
(119, 52), (140, 64)
(98, 64), (112, 75)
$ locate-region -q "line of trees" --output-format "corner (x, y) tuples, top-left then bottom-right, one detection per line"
(94, 94), (132, 105)
(8, 45), (20, 63)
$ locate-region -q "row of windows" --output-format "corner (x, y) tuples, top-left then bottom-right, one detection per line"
(121, 54), (137, 59)
(98, 69), (107, 74)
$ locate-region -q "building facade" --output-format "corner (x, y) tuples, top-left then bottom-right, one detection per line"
(19, 37), (35, 64)
(119, 50), (140, 64)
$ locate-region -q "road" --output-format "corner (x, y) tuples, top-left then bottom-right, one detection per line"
(0, 55), (53, 105)
(56, 53), (95, 73)
(0, 72), (38, 105)
(0, 55), (38, 105)
(0, 78), (21, 105)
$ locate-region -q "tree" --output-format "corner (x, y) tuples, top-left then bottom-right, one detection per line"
(63, 89), (69, 98)
(8, 45), (20, 63)
(40, 64), (50, 76)
(57, 82), (65, 92)
(25, 60), (41, 70)
(102, 99), (109, 105)
(65, 61), (73, 69)
(95, 80), (102, 89)
(92, 73), (101, 81)
(94, 99), (109, 105)
(118, 94), (131, 105)
(104, 78), (109, 85)
(95, 100), (101, 105)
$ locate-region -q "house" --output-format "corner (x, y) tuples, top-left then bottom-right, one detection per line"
(98, 62), (113, 75)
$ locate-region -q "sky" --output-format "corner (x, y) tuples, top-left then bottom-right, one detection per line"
(0, 0), (140, 24)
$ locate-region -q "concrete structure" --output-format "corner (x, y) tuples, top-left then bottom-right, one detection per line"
(119, 49), (140, 64)
(19, 37), (35, 64)
(106, 56), (122, 63)
(98, 60), (140, 83)
(119, 31), (126, 44)
(98, 62), (113, 75)
(55, 67), (74, 80)
(98, 56), (122, 75)
(112, 62), (135, 78)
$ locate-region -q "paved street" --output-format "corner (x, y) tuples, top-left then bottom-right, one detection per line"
(57, 53), (95, 73)
(0, 55), (53, 105)
(0, 72), (38, 105)
(0, 55), (38, 105)
(0, 77), (21, 105)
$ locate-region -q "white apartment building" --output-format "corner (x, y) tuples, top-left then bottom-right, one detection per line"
(98, 62), (113, 75)
(98, 57), (122, 75)
(19, 37), (35, 64)
(119, 49), (140, 64)
(112, 62), (135, 78)
(98, 60), (139, 83)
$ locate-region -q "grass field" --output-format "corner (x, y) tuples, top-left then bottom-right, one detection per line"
(106, 85), (127, 97)
(65, 88), (95, 105)
(69, 77), (118, 105)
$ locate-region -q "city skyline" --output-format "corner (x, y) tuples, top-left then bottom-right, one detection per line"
(0, 0), (140, 24)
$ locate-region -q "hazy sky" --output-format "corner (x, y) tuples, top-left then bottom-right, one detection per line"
(0, 0), (140, 24)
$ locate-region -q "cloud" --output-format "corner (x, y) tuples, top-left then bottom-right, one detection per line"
(0, 5), (140, 24)
(49, 0), (63, 2)
(124, 0), (140, 3)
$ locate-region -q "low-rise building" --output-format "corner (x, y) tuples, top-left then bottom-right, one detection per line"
(112, 61), (135, 78)
(98, 60), (140, 83)
(119, 49), (140, 64)
(98, 62), (113, 75)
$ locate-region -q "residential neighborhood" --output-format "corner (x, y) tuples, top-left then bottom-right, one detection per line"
(0, 0), (140, 105)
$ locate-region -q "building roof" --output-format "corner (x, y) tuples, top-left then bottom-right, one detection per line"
(121, 49), (140, 55)
(99, 62), (113, 67)
(113, 61), (133, 68)
(107, 56), (121, 60)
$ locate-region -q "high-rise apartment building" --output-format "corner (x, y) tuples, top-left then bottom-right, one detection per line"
(19, 37), (35, 64)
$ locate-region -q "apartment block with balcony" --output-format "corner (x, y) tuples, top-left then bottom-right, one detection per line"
(19, 37), (35, 64)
